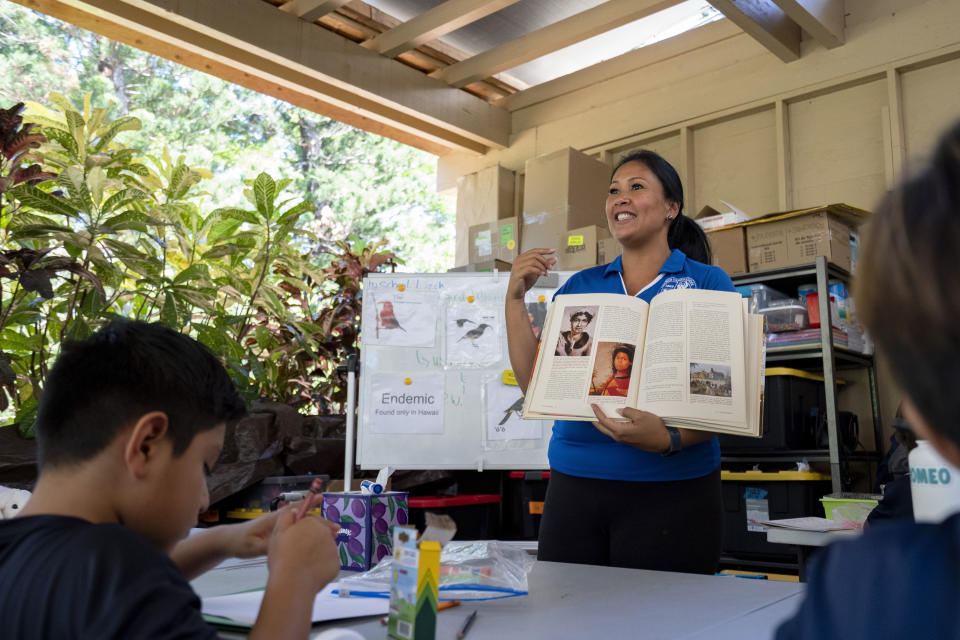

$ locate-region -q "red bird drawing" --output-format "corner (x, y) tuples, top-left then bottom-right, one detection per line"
(376, 301), (405, 338)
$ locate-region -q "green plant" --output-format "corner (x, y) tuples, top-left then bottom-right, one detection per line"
(1, 94), (401, 434)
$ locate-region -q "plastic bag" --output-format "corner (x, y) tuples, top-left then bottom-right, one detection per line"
(335, 540), (534, 601)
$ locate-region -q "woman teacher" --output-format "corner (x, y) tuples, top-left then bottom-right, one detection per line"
(506, 150), (736, 573)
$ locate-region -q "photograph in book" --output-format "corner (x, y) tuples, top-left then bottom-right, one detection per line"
(554, 306), (599, 357)
(589, 343), (636, 397)
(521, 290), (764, 437)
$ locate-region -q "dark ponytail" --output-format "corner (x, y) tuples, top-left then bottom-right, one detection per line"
(613, 150), (712, 264)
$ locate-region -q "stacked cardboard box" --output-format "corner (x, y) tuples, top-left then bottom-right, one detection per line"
(468, 217), (520, 264)
(455, 165), (516, 268)
(521, 148), (611, 270)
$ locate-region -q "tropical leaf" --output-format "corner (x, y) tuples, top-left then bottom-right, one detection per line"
(9, 184), (78, 218)
(252, 173), (276, 221)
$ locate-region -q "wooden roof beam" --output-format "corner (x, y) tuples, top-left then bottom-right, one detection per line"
(279, 0), (353, 23)
(772, 0), (844, 49)
(362, 0), (523, 59)
(708, 0), (801, 62)
(429, 0), (684, 88)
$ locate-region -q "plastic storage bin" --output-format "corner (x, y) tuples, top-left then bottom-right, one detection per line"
(721, 470), (832, 562)
(759, 299), (809, 332)
(736, 283), (791, 314)
(820, 492), (879, 525)
(408, 494), (502, 540)
(503, 471), (550, 539)
(718, 368), (824, 452)
(226, 474), (329, 520)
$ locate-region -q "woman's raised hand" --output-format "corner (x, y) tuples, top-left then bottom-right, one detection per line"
(507, 249), (557, 301)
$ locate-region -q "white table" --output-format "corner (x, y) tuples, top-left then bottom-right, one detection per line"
(764, 527), (860, 580)
(193, 557), (804, 639)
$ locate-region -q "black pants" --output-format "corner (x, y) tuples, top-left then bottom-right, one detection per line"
(537, 467), (723, 574)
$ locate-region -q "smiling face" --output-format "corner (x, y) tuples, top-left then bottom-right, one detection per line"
(606, 160), (678, 246)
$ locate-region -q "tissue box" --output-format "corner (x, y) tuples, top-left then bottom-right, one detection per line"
(321, 491), (409, 571)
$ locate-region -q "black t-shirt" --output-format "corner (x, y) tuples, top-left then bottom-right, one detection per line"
(0, 515), (217, 639)
(776, 512), (960, 639)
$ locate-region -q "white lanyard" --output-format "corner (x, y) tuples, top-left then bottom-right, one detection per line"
(619, 272), (664, 298)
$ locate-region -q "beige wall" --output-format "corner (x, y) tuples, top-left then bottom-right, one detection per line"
(443, 0), (960, 441)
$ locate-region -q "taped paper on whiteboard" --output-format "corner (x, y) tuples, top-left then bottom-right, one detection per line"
(369, 374), (444, 434)
(368, 292), (437, 347)
(485, 378), (541, 441)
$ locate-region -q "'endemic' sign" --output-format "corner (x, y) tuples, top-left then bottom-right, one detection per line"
(370, 374), (445, 434)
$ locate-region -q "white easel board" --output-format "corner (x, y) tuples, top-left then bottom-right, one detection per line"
(357, 271), (572, 470)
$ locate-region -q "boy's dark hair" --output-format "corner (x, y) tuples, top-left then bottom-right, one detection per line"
(36, 319), (247, 468)
(613, 150), (712, 264)
(855, 120), (960, 451)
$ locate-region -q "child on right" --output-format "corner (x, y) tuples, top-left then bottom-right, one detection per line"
(775, 121), (960, 638)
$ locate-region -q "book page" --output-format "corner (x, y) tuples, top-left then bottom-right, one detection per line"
(522, 293), (649, 420)
(638, 289), (747, 429)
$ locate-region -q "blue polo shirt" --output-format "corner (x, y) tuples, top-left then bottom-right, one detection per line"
(548, 249), (735, 481)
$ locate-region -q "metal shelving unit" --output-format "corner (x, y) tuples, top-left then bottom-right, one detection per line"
(731, 256), (883, 493)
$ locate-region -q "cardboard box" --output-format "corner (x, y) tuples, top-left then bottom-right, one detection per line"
(447, 259), (512, 273)
(598, 236), (621, 265)
(707, 226), (748, 276)
(455, 165), (516, 267)
(557, 225), (610, 271)
(745, 204), (868, 273)
(321, 491), (409, 571)
(521, 147), (609, 253)
(694, 201), (752, 231)
(468, 217), (520, 263)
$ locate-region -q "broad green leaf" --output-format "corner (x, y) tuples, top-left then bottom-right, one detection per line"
(101, 188), (149, 214)
(9, 184), (78, 218)
(202, 244), (242, 260)
(88, 166), (105, 206)
(172, 263), (210, 285)
(277, 200), (315, 225)
(161, 291), (178, 327)
(252, 173), (276, 221)
(212, 207), (258, 225)
(91, 116), (141, 153)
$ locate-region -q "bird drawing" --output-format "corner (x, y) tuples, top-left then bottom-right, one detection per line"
(499, 396), (524, 425)
(457, 323), (491, 347)
(454, 318), (476, 327)
(377, 301), (405, 337)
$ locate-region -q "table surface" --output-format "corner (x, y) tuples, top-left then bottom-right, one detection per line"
(193, 554), (805, 639)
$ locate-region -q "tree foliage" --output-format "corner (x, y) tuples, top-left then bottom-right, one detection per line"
(0, 2), (453, 272)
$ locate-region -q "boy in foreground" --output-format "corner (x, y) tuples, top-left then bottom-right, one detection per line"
(776, 122), (960, 638)
(0, 320), (341, 639)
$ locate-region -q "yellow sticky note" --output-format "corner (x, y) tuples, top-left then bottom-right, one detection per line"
(502, 370), (518, 386)
(567, 235), (584, 247)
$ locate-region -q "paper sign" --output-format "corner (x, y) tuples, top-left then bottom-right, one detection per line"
(368, 292), (437, 347)
(499, 224), (514, 244)
(446, 303), (500, 367)
(567, 234), (584, 247)
(474, 230), (492, 257)
(502, 370), (518, 386)
(486, 379), (541, 441)
(370, 374), (444, 434)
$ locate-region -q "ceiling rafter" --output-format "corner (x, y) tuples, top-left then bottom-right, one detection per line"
(362, 0), (523, 59)
(708, 0), (801, 62)
(278, 0), (353, 22)
(428, 0), (684, 89)
(772, 0), (844, 49)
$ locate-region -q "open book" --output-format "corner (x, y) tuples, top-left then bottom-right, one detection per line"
(522, 289), (764, 437)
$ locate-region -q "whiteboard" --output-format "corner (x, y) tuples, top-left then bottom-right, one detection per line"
(357, 271), (573, 470)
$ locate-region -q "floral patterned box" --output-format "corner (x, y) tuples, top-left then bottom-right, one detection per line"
(321, 491), (409, 571)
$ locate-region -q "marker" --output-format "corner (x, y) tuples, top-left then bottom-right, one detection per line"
(437, 600), (461, 611)
(456, 610), (478, 639)
(295, 477), (323, 522)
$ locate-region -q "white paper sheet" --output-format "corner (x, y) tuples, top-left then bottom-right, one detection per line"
(367, 292), (437, 347)
(445, 302), (500, 367)
(202, 583), (388, 626)
(369, 374), (445, 434)
(485, 379), (541, 441)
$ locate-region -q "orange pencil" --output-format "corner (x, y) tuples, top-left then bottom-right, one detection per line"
(295, 477), (324, 522)
(437, 600), (461, 612)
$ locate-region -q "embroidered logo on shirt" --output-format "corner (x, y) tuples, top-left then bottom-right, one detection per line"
(660, 276), (697, 291)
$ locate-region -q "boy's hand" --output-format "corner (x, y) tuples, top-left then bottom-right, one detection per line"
(223, 510), (282, 558)
(267, 507), (340, 594)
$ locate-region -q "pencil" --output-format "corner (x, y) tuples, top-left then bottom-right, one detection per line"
(437, 600), (461, 611)
(456, 610), (478, 639)
(295, 477), (323, 521)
